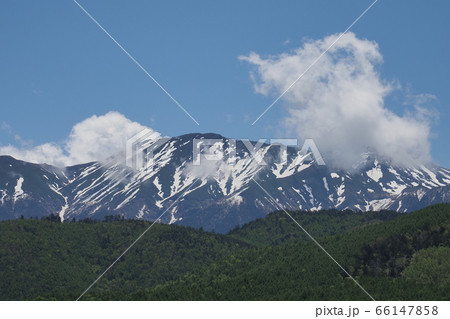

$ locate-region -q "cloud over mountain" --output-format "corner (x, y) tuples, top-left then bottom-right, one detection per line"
(240, 32), (434, 169)
(0, 112), (157, 167)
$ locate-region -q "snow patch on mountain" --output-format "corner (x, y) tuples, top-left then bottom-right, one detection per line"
(416, 189), (427, 201)
(171, 166), (183, 196)
(271, 153), (312, 179)
(58, 198), (69, 221)
(13, 177), (26, 202)
(49, 184), (68, 221)
(153, 177), (164, 198)
(336, 196), (346, 207)
(323, 177), (329, 192)
(420, 165), (446, 187)
(137, 205), (147, 219)
(384, 181), (407, 195)
(0, 190), (7, 205)
(169, 206), (178, 224)
(292, 186), (307, 204)
(337, 183), (345, 197)
(366, 166), (383, 182)
(303, 184), (315, 206)
(368, 198), (393, 211)
(116, 188), (140, 209)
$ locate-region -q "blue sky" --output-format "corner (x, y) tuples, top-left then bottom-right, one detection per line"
(1, 0), (449, 167)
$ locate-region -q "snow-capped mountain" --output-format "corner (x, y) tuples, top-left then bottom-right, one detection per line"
(1, 133), (450, 233)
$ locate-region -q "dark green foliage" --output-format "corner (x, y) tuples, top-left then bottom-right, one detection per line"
(0, 204), (449, 300)
(40, 213), (62, 223)
(0, 219), (249, 300)
(357, 220), (450, 277)
(402, 246), (450, 287)
(229, 209), (399, 247)
(139, 204), (450, 301)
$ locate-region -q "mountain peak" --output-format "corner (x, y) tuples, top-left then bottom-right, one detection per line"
(174, 132), (228, 141)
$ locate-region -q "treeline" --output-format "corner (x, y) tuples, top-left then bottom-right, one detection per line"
(31, 213), (128, 223)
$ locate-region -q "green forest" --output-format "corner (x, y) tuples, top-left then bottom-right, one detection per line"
(0, 204), (449, 301)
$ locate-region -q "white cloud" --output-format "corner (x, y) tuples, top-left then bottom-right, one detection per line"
(0, 111), (159, 167)
(240, 32), (434, 169)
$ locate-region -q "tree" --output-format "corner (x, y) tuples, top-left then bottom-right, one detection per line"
(402, 246), (450, 287)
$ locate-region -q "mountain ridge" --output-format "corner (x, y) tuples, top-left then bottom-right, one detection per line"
(1, 133), (450, 232)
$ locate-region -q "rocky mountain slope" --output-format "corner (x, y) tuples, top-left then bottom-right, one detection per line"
(1, 133), (449, 232)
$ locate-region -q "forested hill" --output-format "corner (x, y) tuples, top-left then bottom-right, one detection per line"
(142, 204), (450, 301)
(0, 204), (449, 300)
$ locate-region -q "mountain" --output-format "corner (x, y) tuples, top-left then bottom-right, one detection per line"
(1, 133), (450, 232)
